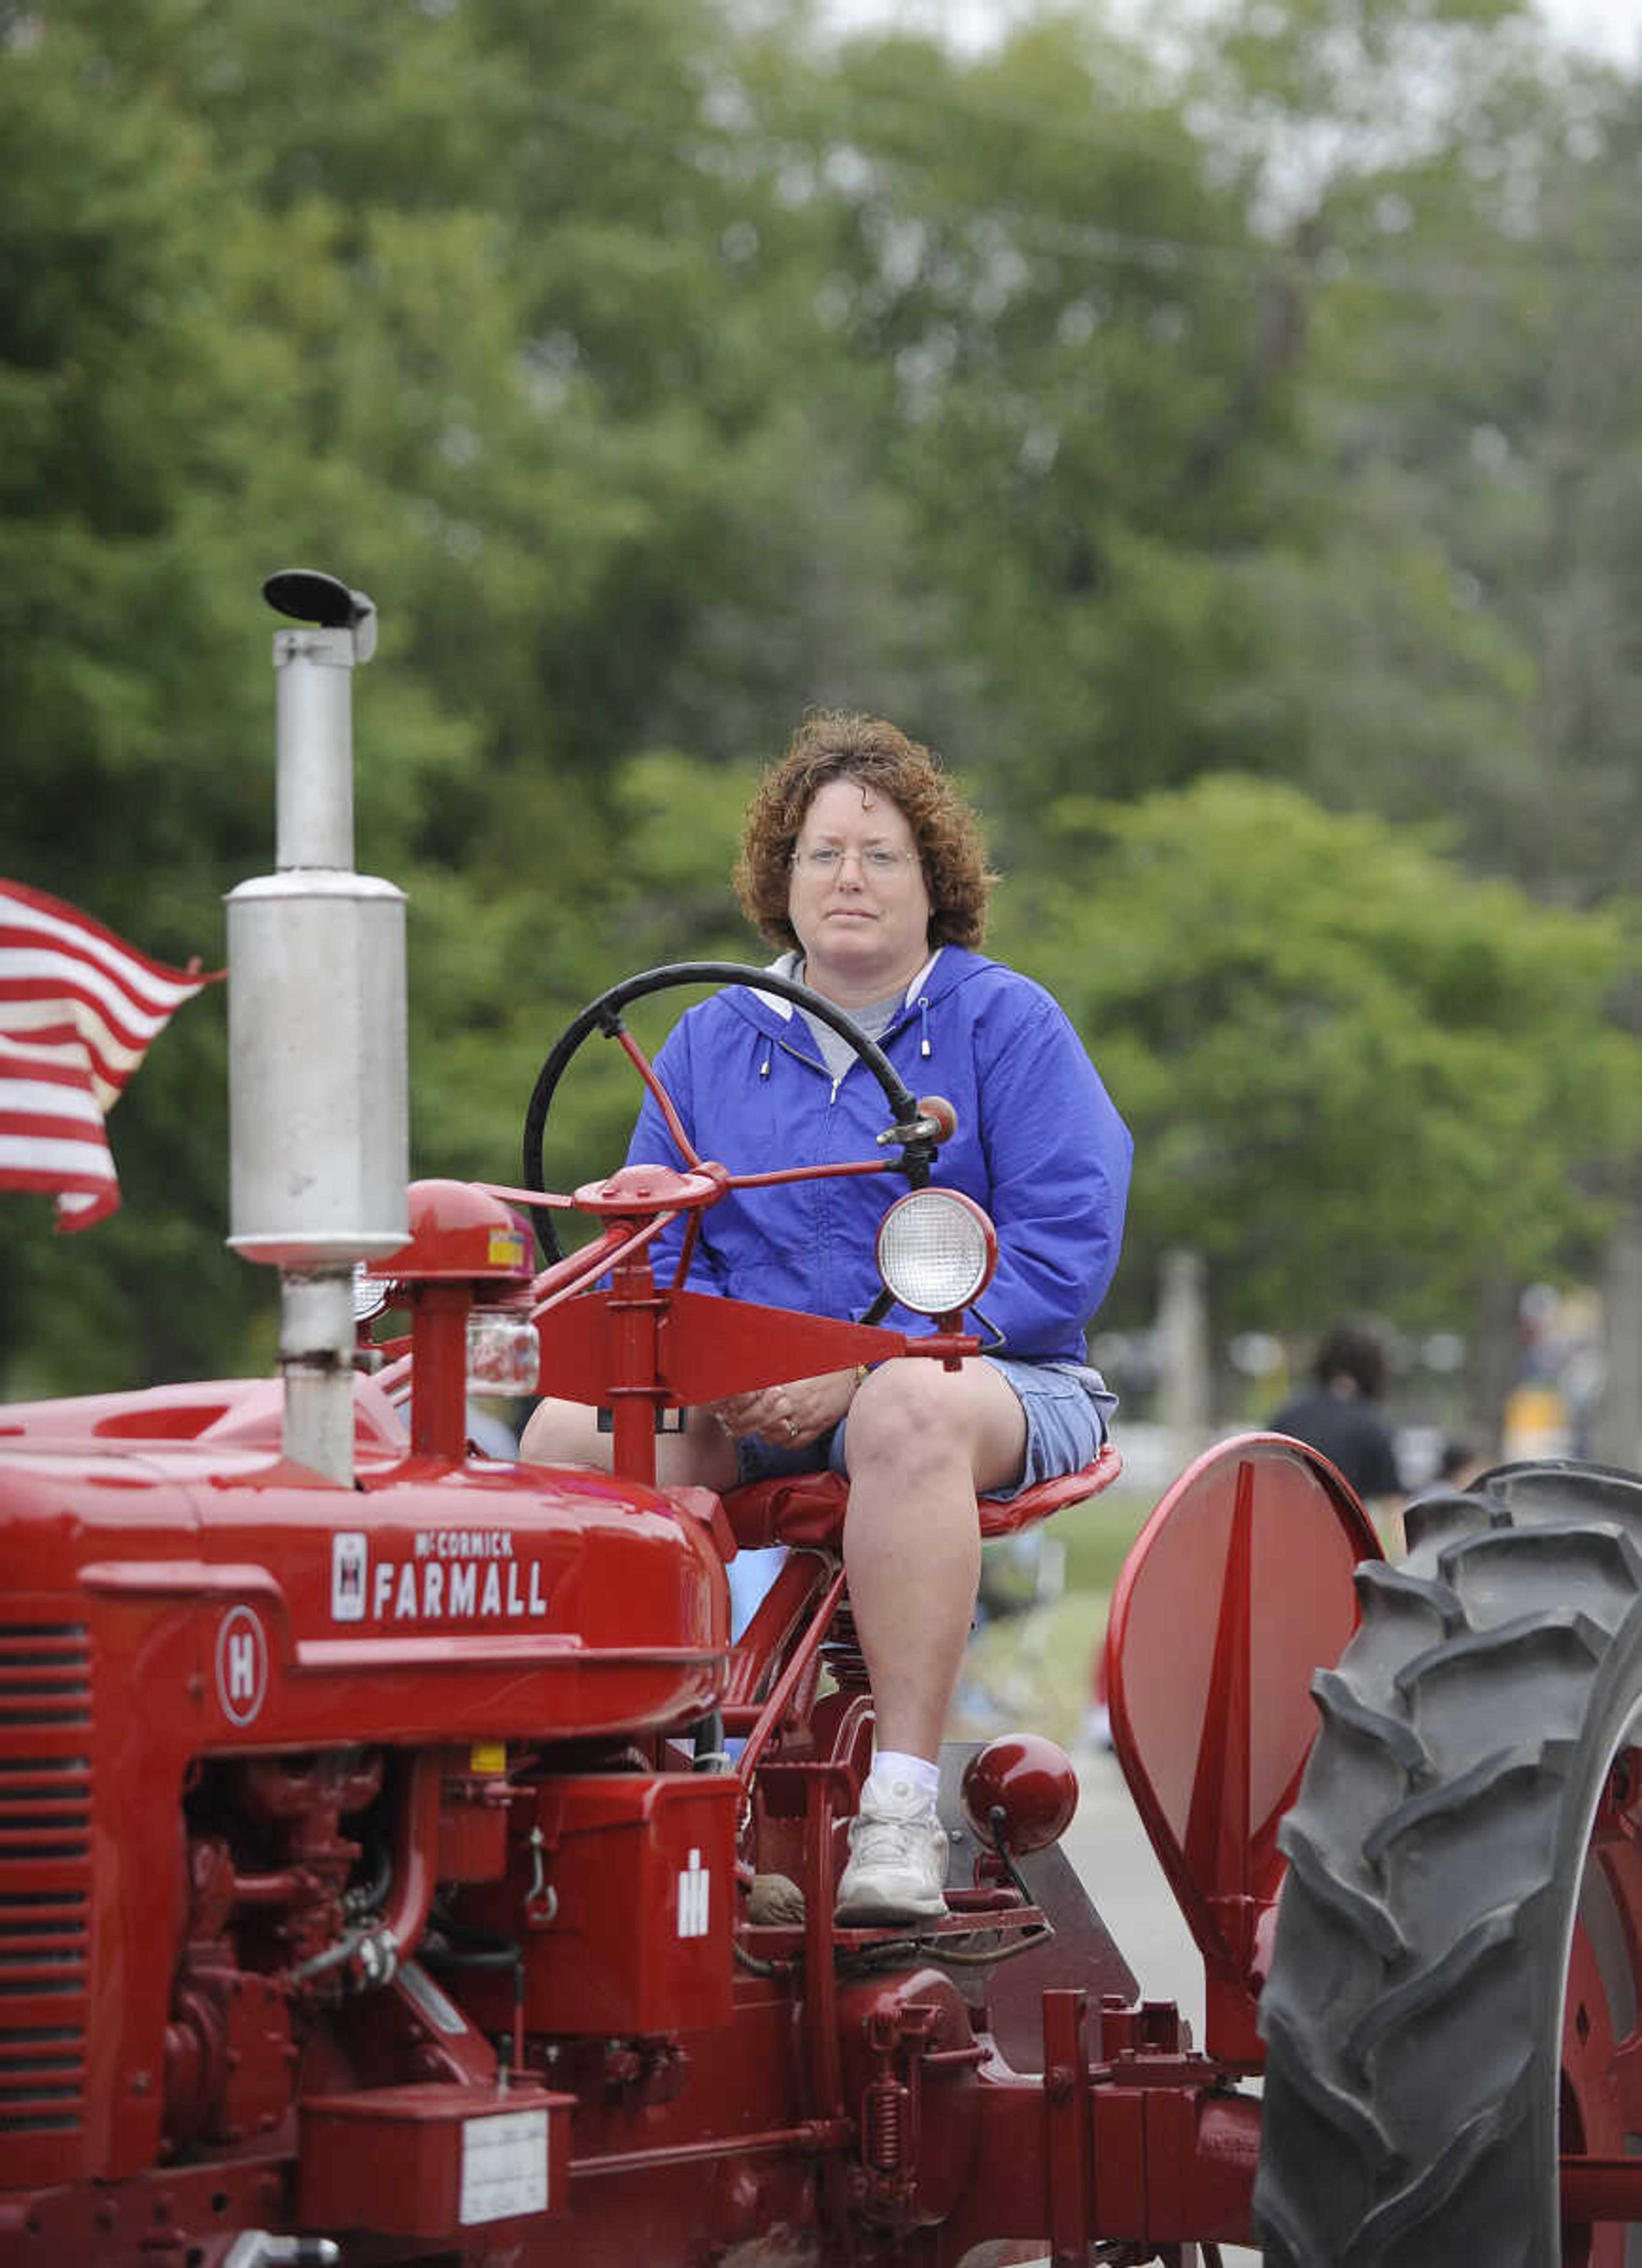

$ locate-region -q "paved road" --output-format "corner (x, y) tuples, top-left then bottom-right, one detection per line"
(1060, 1742), (1210, 2033)
(1058, 1742), (1263, 2267)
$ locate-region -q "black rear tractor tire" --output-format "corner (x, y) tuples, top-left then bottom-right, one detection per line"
(1255, 1460), (1642, 2268)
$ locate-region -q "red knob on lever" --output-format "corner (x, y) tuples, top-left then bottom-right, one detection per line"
(917, 1095), (957, 1144)
(876, 1096), (957, 1151)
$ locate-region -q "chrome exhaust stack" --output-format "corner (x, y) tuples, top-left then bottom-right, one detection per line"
(225, 572), (409, 1483)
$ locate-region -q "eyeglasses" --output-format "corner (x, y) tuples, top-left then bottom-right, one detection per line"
(790, 846), (919, 878)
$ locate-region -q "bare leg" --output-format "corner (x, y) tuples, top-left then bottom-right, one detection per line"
(840, 1359), (1026, 1762)
(523, 1359), (1025, 1762)
(519, 1395), (742, 1492)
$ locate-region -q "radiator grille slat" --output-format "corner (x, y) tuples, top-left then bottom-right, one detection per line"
(0, 1627), (91, 2135)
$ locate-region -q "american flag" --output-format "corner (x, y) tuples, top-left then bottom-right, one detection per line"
(0, 881), (218, 1230)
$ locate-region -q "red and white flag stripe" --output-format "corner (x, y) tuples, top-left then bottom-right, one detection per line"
(0, 882), (218, 1231)
(0, 1024), (120, 1229)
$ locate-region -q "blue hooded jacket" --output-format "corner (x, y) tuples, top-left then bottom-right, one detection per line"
(624, 946), (1131, 1364)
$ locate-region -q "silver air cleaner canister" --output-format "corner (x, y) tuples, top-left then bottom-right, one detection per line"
(227, 865), (407, 1267)
(226, 572), (408, 1482)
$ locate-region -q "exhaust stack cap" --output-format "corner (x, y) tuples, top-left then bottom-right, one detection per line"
(263, 568), (377, 663)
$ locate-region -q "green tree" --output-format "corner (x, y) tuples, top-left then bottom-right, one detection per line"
(0, 0), (830, 1388)
(995, 777), (1640, 1366)
(1178, 0), (1642, 900)
(747, 15), (1314, 822)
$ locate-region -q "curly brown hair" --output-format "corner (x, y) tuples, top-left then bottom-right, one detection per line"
(734, 712), (995, 952)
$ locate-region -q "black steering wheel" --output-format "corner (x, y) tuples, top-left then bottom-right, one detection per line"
(521, 961), (936, 1267)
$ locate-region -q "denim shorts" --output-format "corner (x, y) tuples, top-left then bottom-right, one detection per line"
(734, 1354), (1113, 1499)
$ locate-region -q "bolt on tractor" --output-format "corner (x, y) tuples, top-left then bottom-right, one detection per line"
(1, 574), (1639, 2268)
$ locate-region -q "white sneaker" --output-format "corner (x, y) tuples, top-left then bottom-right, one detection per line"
(834, 1778), (950, 1925)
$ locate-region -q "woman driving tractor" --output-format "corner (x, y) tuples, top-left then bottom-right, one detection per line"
(522, 711), (1131, 1925)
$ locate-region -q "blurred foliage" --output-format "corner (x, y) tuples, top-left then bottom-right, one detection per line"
(996, 778), (1639, 1332)
(1, 0), (1639, 1401)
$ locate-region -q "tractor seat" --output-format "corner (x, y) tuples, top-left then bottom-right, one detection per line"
(722, 1438), (1123, 1553)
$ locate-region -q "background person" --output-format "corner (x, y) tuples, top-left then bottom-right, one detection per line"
(1267, 1322), (1404, 1508)
(523, 712), (1131, 1924)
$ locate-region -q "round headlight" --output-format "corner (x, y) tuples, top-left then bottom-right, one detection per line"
(351, 1260), (389, 1324)
(875, 1189), (997, 1317)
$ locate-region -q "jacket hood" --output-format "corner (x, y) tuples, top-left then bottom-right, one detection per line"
(719, 945), (992, 1037)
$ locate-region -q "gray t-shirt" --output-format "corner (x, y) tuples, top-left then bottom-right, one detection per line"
(797, 986), (903, 1081)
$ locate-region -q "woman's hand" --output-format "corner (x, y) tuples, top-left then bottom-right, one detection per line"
(710, 1367), (862, 1448)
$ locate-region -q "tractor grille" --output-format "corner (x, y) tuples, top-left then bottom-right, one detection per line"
(0, 1624), (92, 2135)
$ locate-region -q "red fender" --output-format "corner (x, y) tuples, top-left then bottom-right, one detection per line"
(1105, 1431), (1382, 2066)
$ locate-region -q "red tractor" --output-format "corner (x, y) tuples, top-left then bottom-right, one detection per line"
(0, 574), (1637, 2267)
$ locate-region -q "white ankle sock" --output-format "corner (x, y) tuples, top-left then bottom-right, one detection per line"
(869, 1749), (941, 1802)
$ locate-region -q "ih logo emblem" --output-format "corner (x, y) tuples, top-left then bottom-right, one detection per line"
(676, 1848), (710, 1939)
(331, 1531), (368, 1622)
(215, 1605), (269, 1727)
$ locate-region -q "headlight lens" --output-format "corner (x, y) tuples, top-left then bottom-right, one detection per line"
(875, 1189), (997, 1316)
(466, 1310), (540, 1395)
(351, 1260), (389, 1323)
